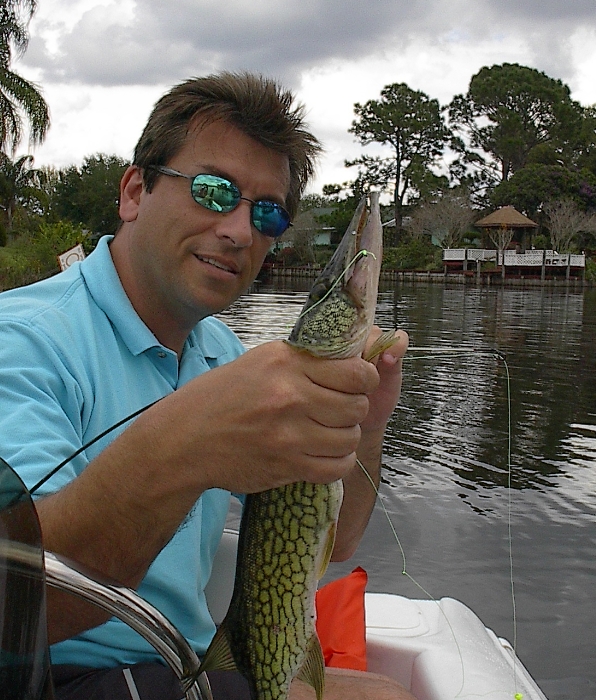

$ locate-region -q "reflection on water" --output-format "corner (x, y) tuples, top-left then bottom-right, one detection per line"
(217, 289), (306, 346)
(217, 282), (596, 700)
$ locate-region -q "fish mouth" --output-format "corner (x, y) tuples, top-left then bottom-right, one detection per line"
(351, 193), (382, 306)
(286, 192), (382, 358)
(327, 192), (381, 304)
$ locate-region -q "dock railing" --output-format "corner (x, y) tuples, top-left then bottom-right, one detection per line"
(443, 249), (586, 282)
(443, 249), (585, 268)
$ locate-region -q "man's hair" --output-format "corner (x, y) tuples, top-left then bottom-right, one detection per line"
(133, 71), (322, 219)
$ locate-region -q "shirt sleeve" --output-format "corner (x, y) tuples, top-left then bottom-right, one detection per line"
(0, 318), (90, 496)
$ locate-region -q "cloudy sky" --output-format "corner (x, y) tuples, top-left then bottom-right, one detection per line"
(14, 0), (596, 193)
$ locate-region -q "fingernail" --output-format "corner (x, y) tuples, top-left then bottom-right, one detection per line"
(382, 352), (398, 365)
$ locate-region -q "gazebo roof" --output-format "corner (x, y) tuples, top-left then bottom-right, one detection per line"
(475, 206), (538, 229)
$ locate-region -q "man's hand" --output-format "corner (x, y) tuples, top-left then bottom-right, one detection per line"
(39, 338), (381, 642)
(162, 340), (380, 495)
(360, 327), (409, 435)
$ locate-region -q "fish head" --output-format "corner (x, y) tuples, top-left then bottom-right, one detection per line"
(287, 192), (382, 359)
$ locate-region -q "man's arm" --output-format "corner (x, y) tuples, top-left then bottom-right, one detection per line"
(35, 340), (379, 643)
(332, 329), (409, 561)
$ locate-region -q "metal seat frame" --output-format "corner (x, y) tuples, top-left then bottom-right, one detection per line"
(0, 459), (210, 700)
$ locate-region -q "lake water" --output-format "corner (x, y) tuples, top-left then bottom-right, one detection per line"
(217, 281), (596, 700)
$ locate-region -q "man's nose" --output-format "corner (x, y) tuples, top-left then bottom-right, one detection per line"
(214, 200), (254, 247)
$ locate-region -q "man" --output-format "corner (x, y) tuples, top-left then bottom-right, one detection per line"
(0, 72), (411, 699)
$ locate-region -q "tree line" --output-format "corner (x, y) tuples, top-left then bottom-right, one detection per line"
(1, 0), (595, 286)
(308, 63), (596, 266)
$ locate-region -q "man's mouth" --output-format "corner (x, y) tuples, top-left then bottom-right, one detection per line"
(195, 255), (237, 274)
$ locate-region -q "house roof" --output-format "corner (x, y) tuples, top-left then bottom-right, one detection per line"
(475, 206), (538, 228)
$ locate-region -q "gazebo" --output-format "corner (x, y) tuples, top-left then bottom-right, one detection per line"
(475, 205), (537, 228)
(475, 206), (538, 250)
(442, 205), (585, 280)
(475, 206), (539, 279)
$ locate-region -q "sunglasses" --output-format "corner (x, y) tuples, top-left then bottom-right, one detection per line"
(148, 166), (291, 238)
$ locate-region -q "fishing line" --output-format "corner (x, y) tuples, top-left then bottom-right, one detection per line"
(502, 357), (522, 700)
(361, 347), (521, 699)
(29, 399), (160, 495)
(357, 457), (467, 696)
(30, 249), (377, 492)
(296, 249), (376, 322)
(29, 245), (376, 494)
(410, 349), (519, 695)
(405, 347), (507, 361)
(22, 269), (521, 696)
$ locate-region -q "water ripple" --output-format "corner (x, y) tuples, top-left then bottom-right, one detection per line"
(219, 283), (596, 698)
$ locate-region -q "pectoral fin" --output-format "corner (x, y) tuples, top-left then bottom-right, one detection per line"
(198, 623), (238, 674)
(363, 329), (397, 362)
(296, 634), (326, 700)
(317, 520), (337, 580)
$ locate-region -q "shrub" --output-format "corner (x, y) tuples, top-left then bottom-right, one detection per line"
(0, 247), (42, 290)
(0, 221), (88, 290)
(383, 237), (439, 271)
(532, 233), (550, 250)
(382, 247), (401, 270)
(275, 247), (301, 267)
(585, 257), (596, 282)
(314, 247), (333, 267)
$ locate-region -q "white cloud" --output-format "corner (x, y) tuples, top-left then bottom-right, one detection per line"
(20, 83), (164, 169)
(568, 27), (596, 106)
(12, 0), (596, 193)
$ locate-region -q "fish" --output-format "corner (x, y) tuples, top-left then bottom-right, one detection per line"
(195, 192), (392, 700)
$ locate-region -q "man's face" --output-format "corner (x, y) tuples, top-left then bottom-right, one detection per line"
(117, 120), (291, 335)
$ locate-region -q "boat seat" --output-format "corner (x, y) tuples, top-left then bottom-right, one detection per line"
(0, 457), (53, 700)
(0, 458), (207, 700)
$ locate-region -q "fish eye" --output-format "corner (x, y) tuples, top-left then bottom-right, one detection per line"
(309, 282), (330, 302)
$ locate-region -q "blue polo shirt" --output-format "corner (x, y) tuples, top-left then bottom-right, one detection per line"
(0, 235), (245, 667)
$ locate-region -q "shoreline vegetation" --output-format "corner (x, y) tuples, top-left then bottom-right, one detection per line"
(1, 251), (590, 294)
(3, 14), (596, 300)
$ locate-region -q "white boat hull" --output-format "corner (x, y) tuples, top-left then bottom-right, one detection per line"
(365, 592), (547, 700)
(205, 530), (548, 700)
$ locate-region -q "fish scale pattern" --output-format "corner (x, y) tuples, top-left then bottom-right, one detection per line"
(289, 290), (362, 357)
(226, 480), (343, 700)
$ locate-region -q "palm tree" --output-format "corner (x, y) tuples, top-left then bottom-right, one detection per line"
(0, 151), (46, 238)
(0, 0), (49, 154)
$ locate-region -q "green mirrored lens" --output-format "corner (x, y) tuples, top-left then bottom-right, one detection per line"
(191, 174), (240, 212)
(252, 202), (290, 238)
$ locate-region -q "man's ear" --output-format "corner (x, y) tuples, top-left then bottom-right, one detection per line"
(119, 165), (144, 222)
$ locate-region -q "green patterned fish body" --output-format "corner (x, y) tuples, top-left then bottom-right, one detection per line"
(224, 481), (342, 700)
(197, 193), (383, 700)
